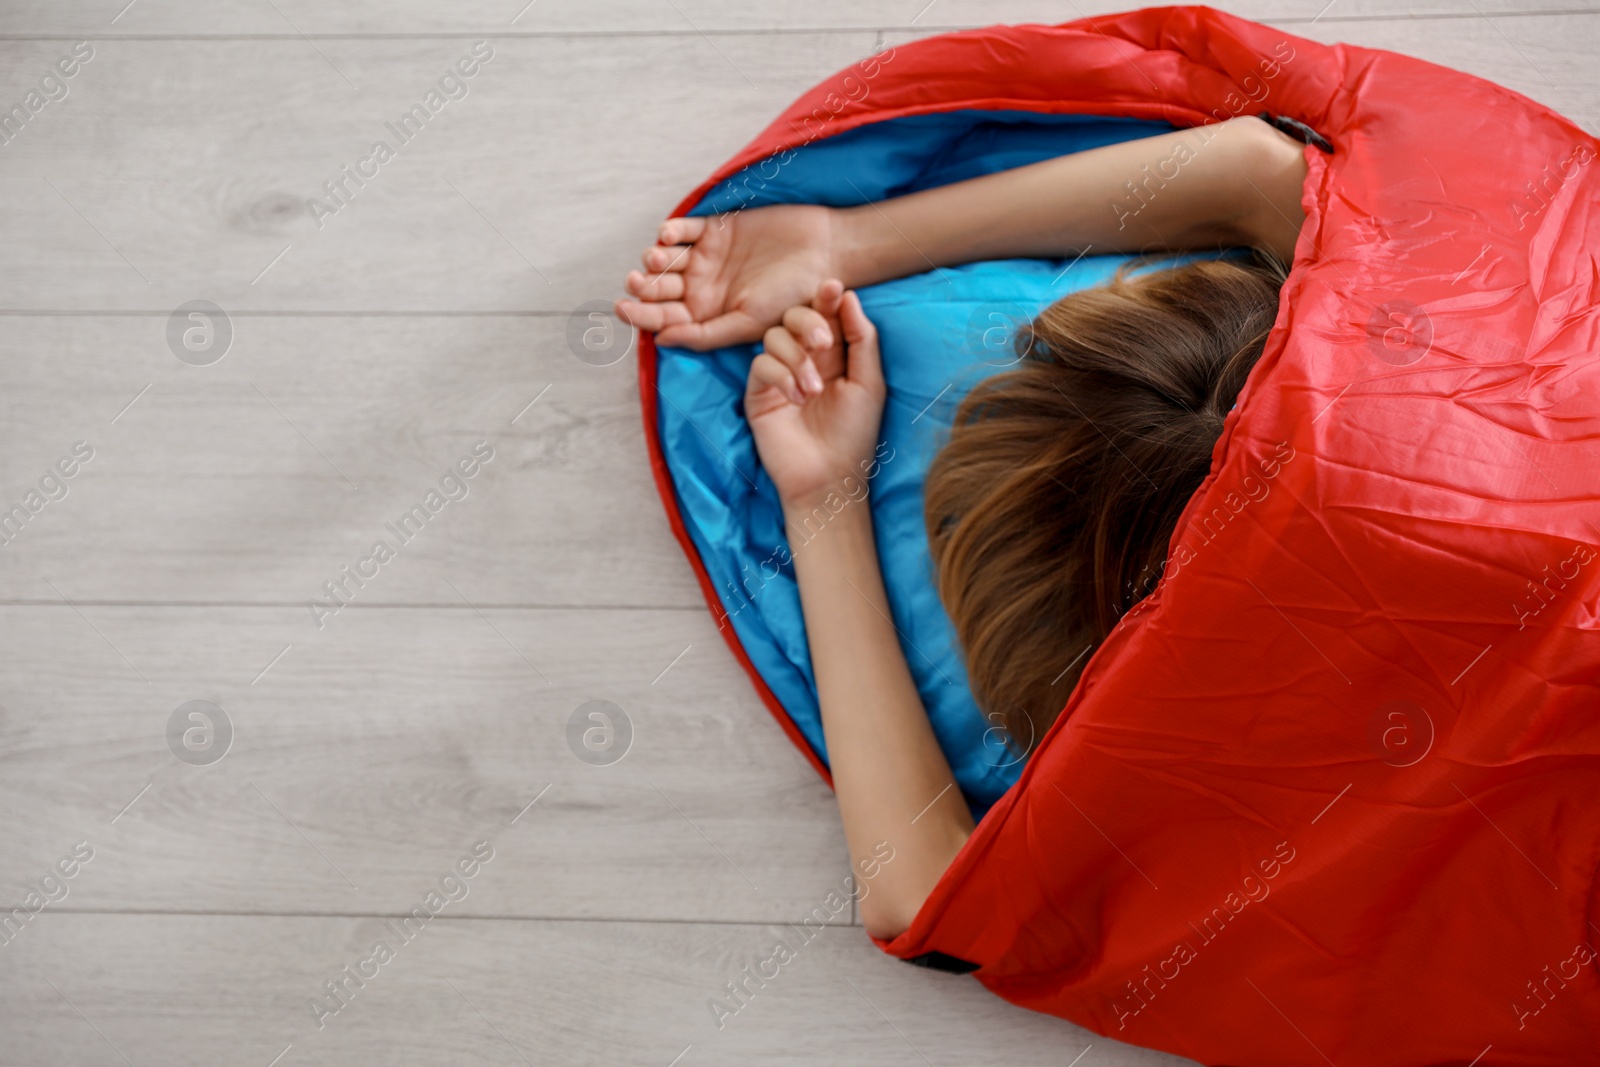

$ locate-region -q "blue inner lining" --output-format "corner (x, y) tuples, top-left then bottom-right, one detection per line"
(657, 110), (1178, 815)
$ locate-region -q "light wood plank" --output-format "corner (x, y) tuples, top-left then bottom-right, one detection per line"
(0, 604), (851, 922)
(0, 0), (1591, 36)
(0, 33), (877, 312)
(0, 314), (703, 606)
(0, 913), (1198, 1065)
(1, 16), (1594, 313)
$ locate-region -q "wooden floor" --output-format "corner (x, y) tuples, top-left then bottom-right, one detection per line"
(0, 2), (1591, 1064)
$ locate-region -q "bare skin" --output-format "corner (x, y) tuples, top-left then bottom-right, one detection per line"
(619, 116), (1307, 350)
(623, 116), (1309, 938)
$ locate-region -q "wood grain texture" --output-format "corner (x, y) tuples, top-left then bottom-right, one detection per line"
(0, 13), (1593, 313)
(0, 315), (705, 606)
(0, 604), (855, 922)
(0, 913), (1197, 1066)
(0, 33), (876, 312)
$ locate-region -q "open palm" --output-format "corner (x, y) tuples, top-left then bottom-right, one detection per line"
(617, 205), (837, 351)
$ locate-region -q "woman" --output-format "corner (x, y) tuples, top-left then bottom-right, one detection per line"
(616, 115), (1309, 940)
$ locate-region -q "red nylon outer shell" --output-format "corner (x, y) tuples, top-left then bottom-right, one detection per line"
(636, 8), (1600, 1063)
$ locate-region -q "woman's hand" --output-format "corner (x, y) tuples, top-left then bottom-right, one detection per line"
(616, 204), (840, 351)
(745, 280), (885, 509)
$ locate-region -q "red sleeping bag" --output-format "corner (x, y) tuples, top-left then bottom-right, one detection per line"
(638, 8), (1600, 1064)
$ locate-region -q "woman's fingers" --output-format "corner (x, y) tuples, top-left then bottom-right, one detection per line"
(659, 309), (763, 351)
(777, 302), (838, 351)
(781, 304), (833, 352)
(839, 290), (884, 392)
(748, 352), (806, 407)
(626, 269), (685, 301)
(658, 216), (707, 246)
(762, 324), (826, 397)
(812, 278), (846, 319)
(614, 297), (690, 332)
(616, 297), (760, 352)
(640, 244), (692, 273)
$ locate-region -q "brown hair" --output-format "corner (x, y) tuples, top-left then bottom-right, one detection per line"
(925, 256), (1286, 758)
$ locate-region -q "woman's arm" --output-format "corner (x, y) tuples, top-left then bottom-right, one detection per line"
(617, 116), (1306, 350)
(744, 282), (972, 939)
(788, 496), (974, 939)
(834, 114), (1307, 286)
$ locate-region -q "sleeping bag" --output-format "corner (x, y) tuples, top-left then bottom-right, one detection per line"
(638, 7), (1600, 1065)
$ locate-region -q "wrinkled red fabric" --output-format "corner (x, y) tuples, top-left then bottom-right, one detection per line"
(638, 8), (1600, 1064)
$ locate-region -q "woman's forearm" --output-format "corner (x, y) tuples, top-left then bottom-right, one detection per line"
(834, 115), (1306, 283)
(785, 493), (974, 939)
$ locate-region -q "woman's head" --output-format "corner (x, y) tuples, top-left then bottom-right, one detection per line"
(925, 256), (1286, 758)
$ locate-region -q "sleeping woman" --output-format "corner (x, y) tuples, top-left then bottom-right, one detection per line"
(615, 115), (1310, 940)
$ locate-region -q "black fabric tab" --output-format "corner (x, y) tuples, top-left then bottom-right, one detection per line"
(1258, 111), (1334, 153)
(904, 950), (981, 974)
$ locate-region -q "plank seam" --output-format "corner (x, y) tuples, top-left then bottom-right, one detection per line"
(0, 10), (1596, 41)
(0, 29), (928, 41)
(37, 907), (863, 927)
